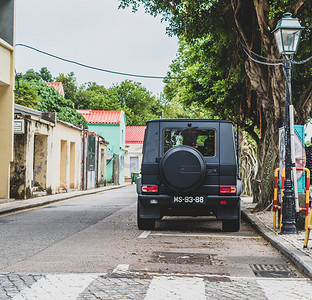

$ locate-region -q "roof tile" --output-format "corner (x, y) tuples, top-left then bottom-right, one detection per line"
(126, 126), (146, 144)
(77, 110), (124, 125)
(45, 82), (65, 97)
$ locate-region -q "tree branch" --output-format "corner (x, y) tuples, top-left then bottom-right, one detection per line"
(292, 1), (304, 16)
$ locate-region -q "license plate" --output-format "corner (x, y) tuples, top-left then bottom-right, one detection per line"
(172, 196), (206, 204)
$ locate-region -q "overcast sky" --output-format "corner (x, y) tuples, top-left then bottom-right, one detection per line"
(15, 0), (178, 96)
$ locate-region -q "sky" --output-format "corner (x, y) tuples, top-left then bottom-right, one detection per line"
(15, 0), (179, 96)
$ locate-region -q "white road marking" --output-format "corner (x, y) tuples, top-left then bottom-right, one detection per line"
(144, 276), (205, 300)
(256, 278), (312, 300)
(139, 231), (151, 238)
(149, 233), (261, 239)
(112, 264), (129, 273)
(13, 274), (97, 300)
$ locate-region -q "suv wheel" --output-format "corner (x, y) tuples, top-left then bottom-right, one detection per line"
(160, 145), (206, 191)
(137, 202), (155, 230)
(222, 218), (240, 232)
(222, 202), (241, 232)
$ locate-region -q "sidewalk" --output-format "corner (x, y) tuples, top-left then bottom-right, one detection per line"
(242, 197), (312, 278)
(0, 189), (311, 279)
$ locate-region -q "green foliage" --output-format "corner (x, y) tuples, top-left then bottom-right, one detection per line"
(109, 80), (163, 125)
(75, 80), (183, 125)
(17, 67), (54, 82)
(14, 80), (39, 108)
(39, 67), (53, 82)
(16, 63), (232, 130)
(164, 36), (250, 126)
(15, 73), (87, 128)
(119, 0), (312, 128)
(55, 72), (79, 105)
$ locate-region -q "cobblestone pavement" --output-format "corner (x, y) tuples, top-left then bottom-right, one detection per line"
(1, 271), (311, 300)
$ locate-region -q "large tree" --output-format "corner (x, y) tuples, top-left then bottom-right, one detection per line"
(119, 0), (312, 208)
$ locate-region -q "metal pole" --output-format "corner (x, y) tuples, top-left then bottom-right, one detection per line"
(280, 59), (297, 234)
(289, 104), (299, 212)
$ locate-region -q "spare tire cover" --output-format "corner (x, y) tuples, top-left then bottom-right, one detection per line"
(160, 145), (206, 191)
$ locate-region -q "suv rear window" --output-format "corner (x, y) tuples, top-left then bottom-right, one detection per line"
(163, 128), (215, 157)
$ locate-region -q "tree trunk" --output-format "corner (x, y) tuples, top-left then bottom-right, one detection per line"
(231, 0), (312, 209)
(253, 128), (279, 209)
(231, 0), (282, 208)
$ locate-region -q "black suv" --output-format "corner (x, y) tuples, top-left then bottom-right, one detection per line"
(137, 119), (242, 232)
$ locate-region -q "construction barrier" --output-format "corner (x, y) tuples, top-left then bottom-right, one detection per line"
(273, 168), (280, 229)
(304, 208), (312, 248)
(273, 167), (310, 230)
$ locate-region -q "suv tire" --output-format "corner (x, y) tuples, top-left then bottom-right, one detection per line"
(160, 145), (206, 191)
(137, 202), (155, 230)
(222, 203), (241, 232)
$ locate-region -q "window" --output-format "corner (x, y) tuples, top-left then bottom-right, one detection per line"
(0, 0), (14, 46)
(163, 128), (215, 157)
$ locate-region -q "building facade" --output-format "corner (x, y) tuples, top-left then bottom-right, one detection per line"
(78, 110), (126, 184)
(0, 0), (15, 199)
(125, 126), (146, 182)
(81, 130), (109, 190)
(11, 104), (83, 199)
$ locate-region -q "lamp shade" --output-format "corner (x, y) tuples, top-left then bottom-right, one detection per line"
(272, 12), (303, 55)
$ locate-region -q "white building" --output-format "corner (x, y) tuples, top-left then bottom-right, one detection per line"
(125, 126), (146, 182)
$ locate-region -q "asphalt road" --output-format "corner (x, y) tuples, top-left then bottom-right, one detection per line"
(0, 186), (136, 271)
(0, 185), (311, 299)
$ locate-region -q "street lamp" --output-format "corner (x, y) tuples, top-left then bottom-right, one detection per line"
(273, 13), (304, 234)
(273, 12), (304, 56)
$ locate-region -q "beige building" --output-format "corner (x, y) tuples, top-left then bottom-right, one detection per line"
(11, 104), (83, 198)
(0, 0), (15, 200)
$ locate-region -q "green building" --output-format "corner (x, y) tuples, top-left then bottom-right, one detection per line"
(78, 110), (126, 184)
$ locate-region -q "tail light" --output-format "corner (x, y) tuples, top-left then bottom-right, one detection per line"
(220, 186), (237, 194)
(141, 185), (158, 193)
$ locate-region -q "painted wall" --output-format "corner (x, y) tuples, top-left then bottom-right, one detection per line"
(11, 115), (54, 199)
(87, 115), (126, 184)
(50, 121), (82, 193)
(98, 142), (107, 186)
(10, 113), (83, 198)
(125, 143), (143, 180)
(0, 0), (14, 198)
(305, 121), (312, 143)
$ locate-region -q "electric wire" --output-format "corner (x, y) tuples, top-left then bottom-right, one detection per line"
(15, 43), (173, 80)
(239, 40), (284, 62)
(293, 55), (312, 65)
(239, 39), (312, 66)
(241, 44), (284, 66)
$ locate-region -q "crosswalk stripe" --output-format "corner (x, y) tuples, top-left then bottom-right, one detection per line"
(139, 231), (151, 238)
(144, 276), (205, 300)
(149, 233), (261, 238)
(256, 278), (312, 300)
(113, 264), (130, 273)
(12, 274), (97, 300)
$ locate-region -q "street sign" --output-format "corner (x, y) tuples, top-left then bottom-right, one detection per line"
(14, 119), (24, 134)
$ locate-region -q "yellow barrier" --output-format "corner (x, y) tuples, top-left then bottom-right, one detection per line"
(273, 168), (279, 229)
(273, 167), (310, 231)
(304, 208), (312, 248)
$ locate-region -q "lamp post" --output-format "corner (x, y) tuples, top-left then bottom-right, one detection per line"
(273, 12), (304, 234)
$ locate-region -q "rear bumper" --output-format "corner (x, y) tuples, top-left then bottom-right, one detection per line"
(138, 194), (240, 220)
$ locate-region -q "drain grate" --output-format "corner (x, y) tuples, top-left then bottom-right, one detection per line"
(150, 252), (215, 265)
(250, 264), (297, 278)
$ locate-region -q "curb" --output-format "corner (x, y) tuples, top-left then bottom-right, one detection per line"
(0, 184), (132, 216)
(242, 208), (312, 279)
